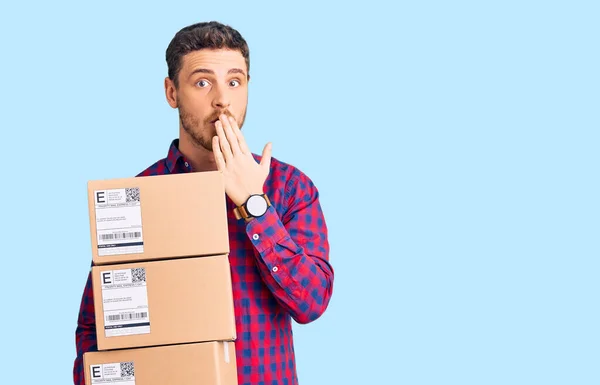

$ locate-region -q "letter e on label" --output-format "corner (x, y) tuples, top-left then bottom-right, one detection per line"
(102, 271), (113, 285)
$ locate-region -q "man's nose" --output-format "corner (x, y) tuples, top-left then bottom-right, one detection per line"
(212, 85), (231, 109)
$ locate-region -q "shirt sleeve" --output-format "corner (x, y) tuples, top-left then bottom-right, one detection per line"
(73, 270), (98, 385)
(245, 169), (334, 324)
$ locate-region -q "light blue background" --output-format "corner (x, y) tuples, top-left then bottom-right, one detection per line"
(0, 1), (598, 384)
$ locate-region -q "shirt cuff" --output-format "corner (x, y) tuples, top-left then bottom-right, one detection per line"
(245, 205), (287, 254)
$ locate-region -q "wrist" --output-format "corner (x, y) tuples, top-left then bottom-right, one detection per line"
(233, 191), (264, 207)
(233, 192), (271, 221)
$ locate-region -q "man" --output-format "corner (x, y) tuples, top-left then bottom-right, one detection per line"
(73, 21), (334, 385)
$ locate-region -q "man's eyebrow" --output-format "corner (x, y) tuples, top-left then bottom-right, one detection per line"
(227, 68), (246, 76)
(189, 68), (247, 78)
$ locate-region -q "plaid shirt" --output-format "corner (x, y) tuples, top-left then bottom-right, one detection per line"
(73, 139), (334, 385)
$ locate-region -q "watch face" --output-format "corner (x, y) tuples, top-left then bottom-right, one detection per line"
(246, 195), (268, 217)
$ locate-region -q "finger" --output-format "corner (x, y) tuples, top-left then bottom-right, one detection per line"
(215, 121), (233, 162)
(228, 116), (251, 154)
(212, 136), (227, 171)
(220, 114), (241, 155)
(260, 142), (272, 174)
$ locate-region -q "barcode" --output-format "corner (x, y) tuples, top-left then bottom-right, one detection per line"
(106, 312), (148, 322)
(100, 232), (141, 240)
(121, 362), (135, 377)
(125, 187), (140, 203)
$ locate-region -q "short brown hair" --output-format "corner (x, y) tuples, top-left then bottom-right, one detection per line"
(166, 21), (250, 88)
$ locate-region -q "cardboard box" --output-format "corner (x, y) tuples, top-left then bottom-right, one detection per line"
(88, 171), (229, 265)
(84, 341), (237, 385)
(92, 254), (236, 351)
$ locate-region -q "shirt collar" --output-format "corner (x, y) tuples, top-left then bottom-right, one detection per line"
(165, 139), (191, 173)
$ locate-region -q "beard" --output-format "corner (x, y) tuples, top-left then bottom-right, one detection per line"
(179, 102), (247, 152)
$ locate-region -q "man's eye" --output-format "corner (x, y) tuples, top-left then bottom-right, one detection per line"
(196, 80), (209, 87)
(230, 80), (240, 87)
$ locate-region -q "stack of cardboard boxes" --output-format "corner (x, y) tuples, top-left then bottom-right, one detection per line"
(82, 172), (238, 385)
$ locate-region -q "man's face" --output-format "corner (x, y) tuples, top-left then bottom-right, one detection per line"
(171, 49), (249, 151)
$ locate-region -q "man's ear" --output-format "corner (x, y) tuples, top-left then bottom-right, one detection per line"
(247, 74), (251, 83)
(165, 77), (178, 109)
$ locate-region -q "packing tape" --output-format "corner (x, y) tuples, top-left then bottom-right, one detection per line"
(224, 341), (230, 364)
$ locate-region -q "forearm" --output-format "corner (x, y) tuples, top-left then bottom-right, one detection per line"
(247, 206), (334, 324)
(73, 271), (99, 385)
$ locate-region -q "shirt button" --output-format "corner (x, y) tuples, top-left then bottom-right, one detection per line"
(272, 266), (279, 272)
(252, 234), (259, 240)
(184, 162), (189, 168)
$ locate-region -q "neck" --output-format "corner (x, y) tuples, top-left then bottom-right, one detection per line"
(178, 129), (218, 172)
